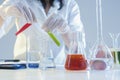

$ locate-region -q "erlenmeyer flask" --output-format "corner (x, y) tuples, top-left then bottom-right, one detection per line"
(39, 40), (56, 70)
(109, 33), (120, 64)
(90, 0), (113, 70)
(65, 31), (87, 70)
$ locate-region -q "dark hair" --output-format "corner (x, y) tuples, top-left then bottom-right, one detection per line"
(38, 0), (63, 10)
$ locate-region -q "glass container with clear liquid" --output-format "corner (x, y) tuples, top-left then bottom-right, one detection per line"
(90, 0), (113, 70)
(65, 31), (87, 70)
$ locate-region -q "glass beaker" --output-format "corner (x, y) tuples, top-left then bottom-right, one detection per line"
(109, 33), (120, 64)
(89, 0), (113, 70)
(26, 34), (56, 69)
(26, 35), (42, 68)
(64, 31), (87, 70)
(39, 41), (56, 70)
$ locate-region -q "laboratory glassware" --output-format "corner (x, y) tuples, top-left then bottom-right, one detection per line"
(26, 35), (42, 68)
(109, 33), (120, 64)
(65, 31), (87, 70)
(26, 31), (56, 69)
(39, 40), (56, 70)
(90, 0), (113, 70)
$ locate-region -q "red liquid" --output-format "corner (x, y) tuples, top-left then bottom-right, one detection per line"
(15, 23), (31, 36)
(65, 54), (87, 70)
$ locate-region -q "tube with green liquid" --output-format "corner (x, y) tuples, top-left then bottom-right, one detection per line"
(47, 31), (60, 46)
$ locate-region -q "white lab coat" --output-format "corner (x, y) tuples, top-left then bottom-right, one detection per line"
(0, 0), (85, 65)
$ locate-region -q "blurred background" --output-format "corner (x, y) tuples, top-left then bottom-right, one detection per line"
(0, 0), (120, 59)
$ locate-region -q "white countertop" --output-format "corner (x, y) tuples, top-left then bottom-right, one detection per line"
(0, 66), (120, 80)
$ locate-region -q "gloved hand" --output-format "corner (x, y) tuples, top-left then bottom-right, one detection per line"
(13, 1), (36, 23)
(42, 13), (70, 33)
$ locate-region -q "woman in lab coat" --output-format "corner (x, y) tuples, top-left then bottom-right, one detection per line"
(0, 0), (85, 65)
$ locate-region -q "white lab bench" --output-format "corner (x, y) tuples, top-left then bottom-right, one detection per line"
(0, 66), (119, 80)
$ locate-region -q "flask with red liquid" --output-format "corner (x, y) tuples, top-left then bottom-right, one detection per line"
(65, 31), (87, 70)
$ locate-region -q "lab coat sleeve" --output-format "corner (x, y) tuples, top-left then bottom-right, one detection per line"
(0, 0), (16, 19)
(0, 16), (15, 38)
(67, 0), (86, 48)
(0, 0), (16, 38)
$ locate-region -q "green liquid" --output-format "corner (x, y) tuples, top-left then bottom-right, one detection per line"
(117, 51), (120, 64)
(47, 31), (60, 46)
(112, 51), (120, 64)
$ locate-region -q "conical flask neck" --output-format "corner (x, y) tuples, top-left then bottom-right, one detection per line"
(69, 31), (85, 54)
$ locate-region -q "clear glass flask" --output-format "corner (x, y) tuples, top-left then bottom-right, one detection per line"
(90, 0), (113, 70)
(39, 41), (56, 70)
(64, 31), (87, 70)
(26, 35), (42, 68)
(26, 28), (56, 69)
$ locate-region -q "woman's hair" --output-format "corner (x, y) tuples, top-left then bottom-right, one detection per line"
(38, 0), (63, 10)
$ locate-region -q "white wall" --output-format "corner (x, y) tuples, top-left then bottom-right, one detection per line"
(0, 0), (120, 59)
